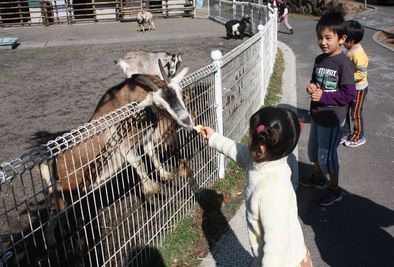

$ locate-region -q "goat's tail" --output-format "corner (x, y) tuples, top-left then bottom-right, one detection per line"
(40, 160), (53, 193)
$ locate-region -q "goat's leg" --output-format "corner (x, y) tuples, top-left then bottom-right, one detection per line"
(121, 145), (161, 196)
(178, 159), (199, 193)
(151, 22), (155, 30)
(143, 140), (177, 182)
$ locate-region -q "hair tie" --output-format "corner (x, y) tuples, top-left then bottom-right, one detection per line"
(256, 124), (266, 135)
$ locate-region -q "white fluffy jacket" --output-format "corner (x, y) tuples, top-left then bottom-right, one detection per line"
(208, 132), (306, 267)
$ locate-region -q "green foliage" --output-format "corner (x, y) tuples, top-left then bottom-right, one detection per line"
(264, 49), (284, 106)
(157, 218), (200, 267)
(214, 161), (245, 195)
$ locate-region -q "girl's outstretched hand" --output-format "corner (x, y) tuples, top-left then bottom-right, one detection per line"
(200, 127), (215, 140)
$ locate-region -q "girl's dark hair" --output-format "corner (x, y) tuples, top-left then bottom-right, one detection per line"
(249, 106), (300, 161)
(316, 11), (346, 37)
(345, 20), (364, 44)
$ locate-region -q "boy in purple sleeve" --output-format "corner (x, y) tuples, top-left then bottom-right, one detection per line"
(299, 11), (356, 206)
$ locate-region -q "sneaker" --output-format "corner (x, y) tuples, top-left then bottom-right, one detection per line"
(340, 135), (348, 145)
(345, 136), (366, 148)
(299, 174), (327, 189)
(318, 188), (343, 206)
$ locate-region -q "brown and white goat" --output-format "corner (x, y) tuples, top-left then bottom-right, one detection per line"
(39, 60), (193, 212)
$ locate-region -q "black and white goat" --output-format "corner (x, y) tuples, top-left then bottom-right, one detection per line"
(225, 15), (252, 40)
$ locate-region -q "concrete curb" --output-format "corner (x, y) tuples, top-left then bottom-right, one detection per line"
(198, 41), (298, 267)
(277, 41), (299, 190)
(372, 30), (394, 52)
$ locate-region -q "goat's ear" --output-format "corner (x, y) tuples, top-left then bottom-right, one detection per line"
(178, 54), (183, 62)
(158, 59), (171, 84)
(171, 67), (188, 84)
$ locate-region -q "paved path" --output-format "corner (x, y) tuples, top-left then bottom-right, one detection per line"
(199, 41), (298, 267)
(201, 5), (394, 267)
(278, 6), (394, 267)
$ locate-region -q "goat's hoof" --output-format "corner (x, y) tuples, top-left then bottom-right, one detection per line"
(142, 180), (161, 196)
(159, 169), (176, 182)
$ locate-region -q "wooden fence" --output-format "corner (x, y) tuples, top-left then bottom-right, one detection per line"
(0, 0), (194, 27)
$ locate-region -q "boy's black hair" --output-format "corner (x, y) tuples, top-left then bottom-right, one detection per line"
(345, 20), (364, 44)
(316, 11), (346, 37)
(249, 106), (300, 161)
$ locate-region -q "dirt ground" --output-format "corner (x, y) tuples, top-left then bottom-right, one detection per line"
(376, 26), (394, 49)
(0, 36), (243, 164)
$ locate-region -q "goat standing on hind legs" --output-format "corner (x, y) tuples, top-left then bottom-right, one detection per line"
(36, 59), (194, 219)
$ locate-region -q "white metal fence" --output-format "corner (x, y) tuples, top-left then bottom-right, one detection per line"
(0, 3), (277, 266)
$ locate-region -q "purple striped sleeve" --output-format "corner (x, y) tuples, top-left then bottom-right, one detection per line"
(319, 84), (356, 105)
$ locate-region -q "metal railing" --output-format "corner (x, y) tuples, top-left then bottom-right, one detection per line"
(0, 4), (277, 266)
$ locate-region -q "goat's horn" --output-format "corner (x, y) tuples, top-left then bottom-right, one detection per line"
(158, 59), (171, 84)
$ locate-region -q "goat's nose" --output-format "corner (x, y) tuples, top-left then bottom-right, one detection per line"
(181, 116), (193, 128)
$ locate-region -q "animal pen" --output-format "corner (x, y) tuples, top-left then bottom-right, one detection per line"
(0, 3), (277, 267)
(0, 0), (194, 26)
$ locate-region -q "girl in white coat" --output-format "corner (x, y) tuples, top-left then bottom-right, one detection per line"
(200, 106), (312, 267)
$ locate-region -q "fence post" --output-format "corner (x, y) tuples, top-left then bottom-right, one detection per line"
(269, 8), (277, 76)
(218, 0), (222, 18)
(258, 24), (266, 105)
(250, 2), (254, 34)
(232, 0), (236, 19)
(211, 50), (225, 179)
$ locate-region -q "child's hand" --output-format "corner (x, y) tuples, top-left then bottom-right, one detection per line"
(306, 83), (317, 95)
(311, 88), (323, 102)
(200, 127), (215, 140)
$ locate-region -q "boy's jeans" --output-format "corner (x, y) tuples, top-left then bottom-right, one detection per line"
(308, 119), (344, 174)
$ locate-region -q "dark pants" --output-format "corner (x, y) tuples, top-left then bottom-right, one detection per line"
(344, 87), (368, 141)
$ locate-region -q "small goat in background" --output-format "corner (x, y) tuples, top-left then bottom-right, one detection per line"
(225, 15), (252, 40)
(137, 11), (155, 32)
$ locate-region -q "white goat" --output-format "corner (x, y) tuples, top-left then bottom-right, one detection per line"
(115, 51), (182, 80)
(137, 11), (155, 32)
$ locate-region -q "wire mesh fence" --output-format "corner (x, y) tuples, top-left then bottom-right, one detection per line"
(207, 0), (273, 34)
(0, 5), (276, 266)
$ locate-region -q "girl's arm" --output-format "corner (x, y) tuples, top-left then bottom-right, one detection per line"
(259, 185), (291, 266)
(201, 127), (250, 169)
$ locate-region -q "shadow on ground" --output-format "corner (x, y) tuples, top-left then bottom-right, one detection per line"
(297, 161), (394, 267)
(195, 189), (252, 267)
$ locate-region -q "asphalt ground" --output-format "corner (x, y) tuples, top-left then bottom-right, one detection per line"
(202, 5), (394, 267)
(278, 5), (394, 267)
